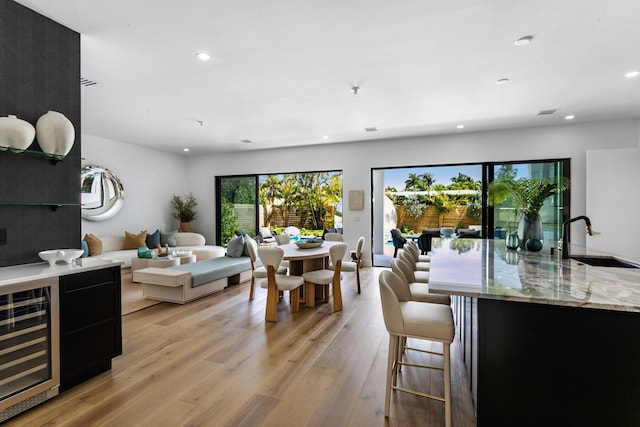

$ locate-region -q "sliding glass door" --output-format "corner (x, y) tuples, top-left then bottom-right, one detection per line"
(216, 176), (258, 246)
(371, 159), (569, 267)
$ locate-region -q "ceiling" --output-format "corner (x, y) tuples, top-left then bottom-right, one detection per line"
(15, 0), (640, 155)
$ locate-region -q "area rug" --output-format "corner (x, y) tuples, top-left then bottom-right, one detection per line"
(121, 268), (161, 315)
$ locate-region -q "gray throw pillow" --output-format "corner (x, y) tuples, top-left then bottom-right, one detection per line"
(146, 229), (161, 249)
(242, 233), (254, 257)
(161, 230), (178, 247)
(226, 235), (244, 258)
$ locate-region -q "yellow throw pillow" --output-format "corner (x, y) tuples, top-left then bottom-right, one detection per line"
(83, 233), (103, 256)
(124, 230), (148, 250)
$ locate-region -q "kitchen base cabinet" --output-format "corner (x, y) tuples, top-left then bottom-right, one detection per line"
(58, 266), (121, 391)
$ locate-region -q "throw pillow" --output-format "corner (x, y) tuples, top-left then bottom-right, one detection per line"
(161, 230), (178, 247)
(226, 234), (244, 258)
(242, 233), (254, 257)
(146, 229), (161, 249)
(81, 240), (89, 258)
(83, 233), (103, 256)
(124, 230), (148, 250)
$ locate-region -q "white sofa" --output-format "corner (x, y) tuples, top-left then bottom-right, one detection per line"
(95, 232), (225, 268)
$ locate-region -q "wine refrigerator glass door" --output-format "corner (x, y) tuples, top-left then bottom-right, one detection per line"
(0, 277), (60, 422)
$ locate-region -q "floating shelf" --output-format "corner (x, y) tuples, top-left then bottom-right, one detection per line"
(0, 202), (79, 211)
(0, 146), (83, 164)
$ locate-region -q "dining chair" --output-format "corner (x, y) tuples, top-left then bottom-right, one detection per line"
(247, 239), (287, 301)
(274, 234), (290, 245)
(258, 246), (304, 322)
(378, 271), (455, 426)
(340, 236), (365, 294)
(323, 232), (343, 242)
(417, 228), (440, 255)
(385, 266), (449, 304)
(302, 242), (348, 311)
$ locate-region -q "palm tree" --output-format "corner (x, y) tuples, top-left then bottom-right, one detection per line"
(260, 175), (282, 225)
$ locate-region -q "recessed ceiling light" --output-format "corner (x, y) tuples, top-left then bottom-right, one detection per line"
(565, 115), (575, 120)
(183, 148), (190, 152)
(625, 70), (640, 78)
(496, 78), (510, 85)
(457, 124), (465, 129)
(196, 52), (210, 61)
(322, 135), (329, 139)
(514, 35), (533, 46)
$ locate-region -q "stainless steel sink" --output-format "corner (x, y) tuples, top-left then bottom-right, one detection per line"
(570, 256), (639, 268)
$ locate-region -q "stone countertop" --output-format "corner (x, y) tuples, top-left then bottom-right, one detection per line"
(427, 238), (640, 313)
(0, 258), (123, 287)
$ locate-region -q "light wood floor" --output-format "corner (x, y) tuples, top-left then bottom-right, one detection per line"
(6, 267), (477, 427)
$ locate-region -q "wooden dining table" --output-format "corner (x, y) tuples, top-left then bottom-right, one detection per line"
(278, 240), (342, 276)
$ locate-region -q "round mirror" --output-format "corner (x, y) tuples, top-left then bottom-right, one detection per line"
(81, 165), (124, 221)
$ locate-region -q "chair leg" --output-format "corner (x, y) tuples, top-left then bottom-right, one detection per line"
(385, 334), (398, 417)
(393, 247), (398, 258)
(444, 343), (452, 427)
(265, 283), (278, 322)
(332, 275), (343, 312)
(290, 288), (300, 313)
(249, 276), (255, 301)
(305, 281), (316, 307)
(356, 263), (361, 294)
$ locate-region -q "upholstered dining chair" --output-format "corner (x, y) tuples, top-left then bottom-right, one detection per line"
(390, 228), (407, 258)
(340, 236), (365, 294)
(258, 246), (304, 322)
(323, 232), (343, 242)
(274, 234), (290, 245)
(247, 239), (287, 301)
(302, 242), (348, 311)
(406, 240), (430, 263)
(378, 271), (455, 426)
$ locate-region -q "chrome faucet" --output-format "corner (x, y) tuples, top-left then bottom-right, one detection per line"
(561, 216), (594, 259)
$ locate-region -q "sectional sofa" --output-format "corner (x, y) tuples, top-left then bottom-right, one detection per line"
(85, 231), (225, 268)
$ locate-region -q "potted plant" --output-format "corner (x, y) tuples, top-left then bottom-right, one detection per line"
(488, 177), (570, 250)
(171, 193), (198, 232)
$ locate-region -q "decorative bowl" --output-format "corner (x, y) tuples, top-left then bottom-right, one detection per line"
(39, 249), (84, 267)
(295, 239), (324, 249)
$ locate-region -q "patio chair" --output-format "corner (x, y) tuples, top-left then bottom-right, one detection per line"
(417, 228), (440, 255)
(390, 228), (406, 258)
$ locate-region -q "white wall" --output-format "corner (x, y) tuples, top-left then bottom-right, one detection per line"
(586, 143), (640, 259)
(183, 118), (640, 263)
(81, 134), (188, 238)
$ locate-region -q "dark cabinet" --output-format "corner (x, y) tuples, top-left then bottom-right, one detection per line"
(58, 266), (122, 391)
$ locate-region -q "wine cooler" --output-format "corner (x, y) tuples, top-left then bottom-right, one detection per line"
(0, 277), (59, 422)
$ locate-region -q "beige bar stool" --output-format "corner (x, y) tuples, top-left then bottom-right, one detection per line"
(384, 267), (450, 305)
(393, 255), (429, 283)
(379, 271), (455, 426)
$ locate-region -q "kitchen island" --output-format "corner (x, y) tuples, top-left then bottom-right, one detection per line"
(427, 238), (640, 427)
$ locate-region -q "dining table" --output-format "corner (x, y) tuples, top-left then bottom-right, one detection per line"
(278, 240), (342, 276)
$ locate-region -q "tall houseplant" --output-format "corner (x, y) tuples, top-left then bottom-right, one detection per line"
(171, 193), (198, 232)
(488, 177), (570, 250)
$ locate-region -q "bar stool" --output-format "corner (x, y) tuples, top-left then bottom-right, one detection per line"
(383, 268), (450, 305)
(379, 271), (455, 426)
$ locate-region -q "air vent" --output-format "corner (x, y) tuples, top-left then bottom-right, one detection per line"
(364, 127), (378, 132)
(537, 109), (558, 116)
(80, 77), (98, 87)
(241, 139), (253, 144)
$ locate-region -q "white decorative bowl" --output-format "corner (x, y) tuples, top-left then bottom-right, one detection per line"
(295, 239), (324, 249)
(39, 249), (84, 267)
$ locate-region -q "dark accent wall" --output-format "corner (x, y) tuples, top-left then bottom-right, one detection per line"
(0, 0), (81, 267)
